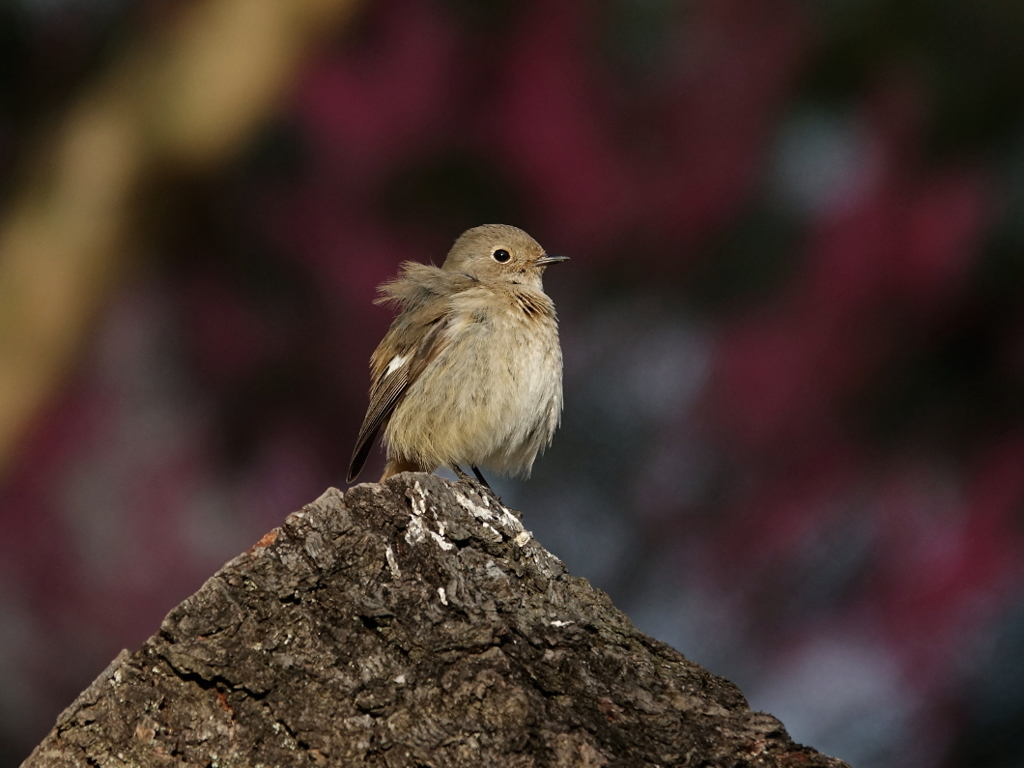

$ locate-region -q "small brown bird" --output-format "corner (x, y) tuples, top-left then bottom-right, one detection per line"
(347, 224), (567, 486)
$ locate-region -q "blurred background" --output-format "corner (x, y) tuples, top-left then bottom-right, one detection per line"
(2, 0), (1024, 765)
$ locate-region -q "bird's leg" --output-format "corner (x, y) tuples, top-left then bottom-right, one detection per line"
(471, 465), (492, 490)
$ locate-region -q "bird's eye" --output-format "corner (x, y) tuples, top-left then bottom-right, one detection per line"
(492, 248), (511, 263)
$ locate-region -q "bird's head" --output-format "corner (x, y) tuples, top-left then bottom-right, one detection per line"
(442, 224), (567, 288)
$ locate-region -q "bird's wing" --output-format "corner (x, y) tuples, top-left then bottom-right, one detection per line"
(346, 314), (450, 482)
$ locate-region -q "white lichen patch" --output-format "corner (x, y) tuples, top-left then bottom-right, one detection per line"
(513, 530), (532, 547)
(410, 481), (427, 517)
(385, 545), (400, 578)
(403, 483), (457, 550)
(428, 530), (454, 551)
(405, 515), (426, 545)
(438, 586), (449, 606)
(406, 481), (457, 549)
(453, 491), (524, 535)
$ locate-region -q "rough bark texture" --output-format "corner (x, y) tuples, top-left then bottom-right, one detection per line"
(23, 474), (849, 767)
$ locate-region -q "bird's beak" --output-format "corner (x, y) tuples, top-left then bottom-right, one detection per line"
(535, 254), (569, 266)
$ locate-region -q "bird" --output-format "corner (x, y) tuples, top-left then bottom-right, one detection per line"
(347, 224), (567, 487)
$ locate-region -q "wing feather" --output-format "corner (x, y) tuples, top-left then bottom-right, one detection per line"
(346, 317), (450, 481)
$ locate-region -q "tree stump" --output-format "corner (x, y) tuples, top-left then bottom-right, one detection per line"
(23, 473), (849, 767)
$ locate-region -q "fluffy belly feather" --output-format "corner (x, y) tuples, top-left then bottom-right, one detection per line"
(383, 307), (562, 477)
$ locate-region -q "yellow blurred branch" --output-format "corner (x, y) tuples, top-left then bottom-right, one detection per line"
(0, 0), (360, 476)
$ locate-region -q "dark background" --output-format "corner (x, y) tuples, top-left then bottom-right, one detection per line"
(3, 1), (1024, 765)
